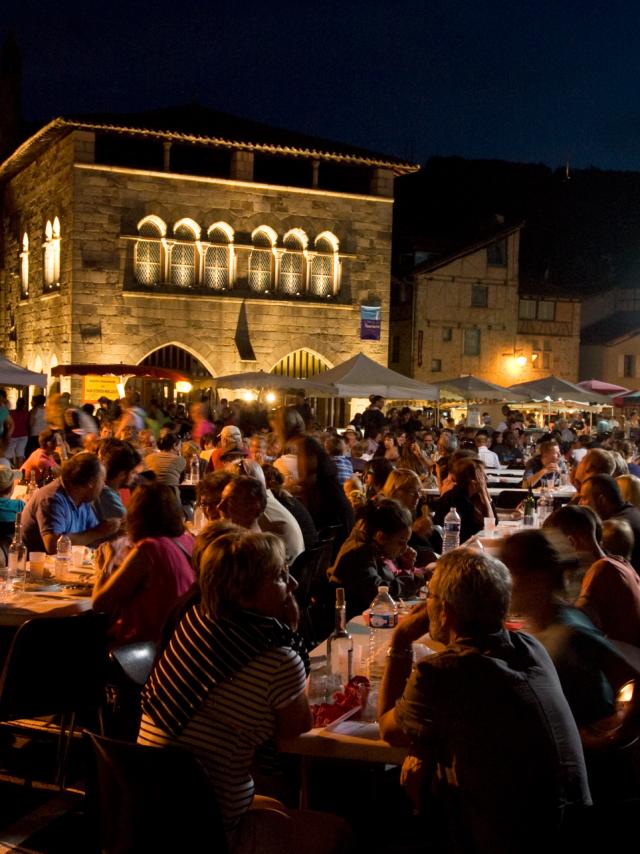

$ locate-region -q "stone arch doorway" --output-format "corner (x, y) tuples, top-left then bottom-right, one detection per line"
(271, 349), (345, 426)
(129, 344), (213, 407)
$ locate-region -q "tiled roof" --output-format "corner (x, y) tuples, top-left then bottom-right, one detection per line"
(0, 104), (418, 182)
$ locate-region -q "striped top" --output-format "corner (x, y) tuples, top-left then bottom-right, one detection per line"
(138, 646), (306, 830)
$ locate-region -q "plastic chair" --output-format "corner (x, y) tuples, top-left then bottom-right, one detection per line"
(85, 731), (228, 854)
(0, 611), (109, 787)
(105, 642), (157, 740)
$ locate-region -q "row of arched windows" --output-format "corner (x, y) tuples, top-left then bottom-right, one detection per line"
(19, 217), (61, 299)
(133, 216), (341, 297)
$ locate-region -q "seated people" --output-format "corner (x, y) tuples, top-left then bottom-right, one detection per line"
(139, 531), (349, 854)
(378, 548), (591, 854)
(92, 482), (195, 646)
(197, 470), (237, 522)
(522, 438), (567, 489)
(330, 499), (422, 619)
(434, 457), (494, 544)
(543, 504), (640, 646)
(237, 460), (305, 564)
(380, 468), (441, 561)
(21, 453), (120, 553)
(145, 432), (186, 499)
(262, 464), (318, 551)
(579, 473), (640, 572)
(0, 467), (24, 526)
(501, 529), (640, 755)
(22, 428), (61, 484)
(94, 439), (141, 521)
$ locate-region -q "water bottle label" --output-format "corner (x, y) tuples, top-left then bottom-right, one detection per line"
(370, 612), (397, 629)
(444, 522), (461, 532)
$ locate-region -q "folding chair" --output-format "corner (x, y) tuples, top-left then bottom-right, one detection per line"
(85, 731), (228, 854)
(105, 641), (157, 740)
(0, 611), (109, 787)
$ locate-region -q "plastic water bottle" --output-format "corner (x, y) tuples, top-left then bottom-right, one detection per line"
(442, 506), (461, 552)
(367, 586), (398, 681)
(192, 501), (206, 534)
(189, 455), (200, 485)
(55, 534), (72, 581)
(537, 489), (553, 525)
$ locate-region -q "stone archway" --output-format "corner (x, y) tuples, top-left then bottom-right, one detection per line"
(271, 348), (344, 426)
(130, 344), (214, 407)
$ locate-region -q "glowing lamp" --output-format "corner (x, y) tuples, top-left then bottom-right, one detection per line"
(516, 355), (527, 367)
(175, 381), (193, 394)
(265, 392), (276, 403)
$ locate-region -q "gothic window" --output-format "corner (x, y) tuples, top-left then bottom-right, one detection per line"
(310, 232), (338, 296)
(135, 216), (166, 285)
(20, 233), (29, 298)
(203, 223), (233, 290)
(170, 219), (200, 288)
(43, 217), (61, 289)
(249, 227), (276, 293)
(279, 229), (307, 295)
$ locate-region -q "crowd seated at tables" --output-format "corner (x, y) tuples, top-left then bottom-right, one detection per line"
(2, 389), (640, 850)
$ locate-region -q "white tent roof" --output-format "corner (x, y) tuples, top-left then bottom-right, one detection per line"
(508, 375), (611, 405)
(318, 353), (439, 400)
(434, 375), (529, 402)
(0, 354), (47, 387)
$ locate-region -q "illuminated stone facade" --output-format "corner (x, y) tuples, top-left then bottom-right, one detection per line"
(391, 227), (581, 386)
(0, 111), (415, 396)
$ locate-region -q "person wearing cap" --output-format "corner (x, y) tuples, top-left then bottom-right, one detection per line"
(0, 467), (24, 525)
(210, 425), (248, 471)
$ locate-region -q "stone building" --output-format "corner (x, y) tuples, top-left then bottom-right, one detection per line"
(0, 106), (416, 401)
(390, 224), (581, 387)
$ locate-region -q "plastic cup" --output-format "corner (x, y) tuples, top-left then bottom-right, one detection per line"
(29, 552), (46, 579)
(71, 545), (85, 567)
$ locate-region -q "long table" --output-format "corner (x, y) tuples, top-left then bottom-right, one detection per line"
(279, 617), (424, 806)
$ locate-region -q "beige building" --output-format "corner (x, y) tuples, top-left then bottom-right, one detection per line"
(391, 226), (581, 387)
(0, 107), (416, 402)
(581, 308), (640, 389)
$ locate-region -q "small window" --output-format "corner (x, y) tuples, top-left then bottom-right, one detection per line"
(391, 335), (400, 364)
(623, 354), (635, 378)
(519, 300), (536, 319)
(542, 351), (551, 370)
(442, 327), (452, 341)
(43, 218), (61, 289)
(431, 358), (442, 372)
(471, 285), (488, 307)
(537, 301), (555, 321)
(487, 239), (507, 267)
(280, 231), (306, 295)
(463, 328), (481, 356)
(249, 228), (275, 293)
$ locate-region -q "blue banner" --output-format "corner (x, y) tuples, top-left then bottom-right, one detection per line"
(360, 305), (381, 340)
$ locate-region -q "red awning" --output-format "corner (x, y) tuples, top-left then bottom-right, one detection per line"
(51, 364), (191, 382)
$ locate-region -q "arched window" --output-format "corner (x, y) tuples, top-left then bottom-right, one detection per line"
(249, 227), (276, 293)
(43, 219), (59, 289)
(20, 233), (29, 298)
(279, 230), (307, 295)
(203, 223), (233, 290)
(170, 220), (199, 288)
(135, 216), (166, 285)
(310, 232), (339, 296)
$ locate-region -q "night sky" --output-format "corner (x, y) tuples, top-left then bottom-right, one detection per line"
(3, 0), (640, 170)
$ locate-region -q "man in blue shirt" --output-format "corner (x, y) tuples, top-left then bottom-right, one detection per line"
(21, 453), (121, 553)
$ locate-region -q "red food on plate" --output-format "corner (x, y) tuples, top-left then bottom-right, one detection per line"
(311, 676), (371, 727)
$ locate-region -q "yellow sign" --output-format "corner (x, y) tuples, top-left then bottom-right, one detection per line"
(83, 375), (121, 404)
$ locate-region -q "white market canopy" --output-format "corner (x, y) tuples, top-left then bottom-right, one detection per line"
(0, 354), (47, 387)
(317, 353), (439, 400)
(212, 370), (334, 394)
(434, 375), (529, 403)
(508, 375), (611, 406)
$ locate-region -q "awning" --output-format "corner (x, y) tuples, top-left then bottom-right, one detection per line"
(52, 363), (191, 382)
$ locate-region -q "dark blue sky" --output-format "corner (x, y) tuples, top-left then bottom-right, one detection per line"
(4, 0), (640, 170)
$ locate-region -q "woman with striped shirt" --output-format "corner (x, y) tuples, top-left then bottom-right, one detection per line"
(139, 530), (349, 854)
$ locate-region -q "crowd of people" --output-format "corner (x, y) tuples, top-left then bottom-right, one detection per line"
(1, 387), (640, 852)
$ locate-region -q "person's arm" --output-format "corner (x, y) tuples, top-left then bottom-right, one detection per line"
(378, 603), (430, 745)
(92, 543), (150, 613)
(275, 692), (313, 741)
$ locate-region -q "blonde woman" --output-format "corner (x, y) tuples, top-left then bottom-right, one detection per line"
(616, 474), (640, 509)
(381, 467), (441, 560)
